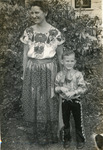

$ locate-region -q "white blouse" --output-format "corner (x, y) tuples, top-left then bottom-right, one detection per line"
(20, 25), (65, 59)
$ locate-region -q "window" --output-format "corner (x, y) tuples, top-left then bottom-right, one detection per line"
(75, 0), (91, 8)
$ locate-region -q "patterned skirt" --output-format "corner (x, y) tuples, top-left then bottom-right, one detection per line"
(22, 57), (59, 144)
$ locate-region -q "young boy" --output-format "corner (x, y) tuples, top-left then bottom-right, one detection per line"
(55, 50), (87, 149)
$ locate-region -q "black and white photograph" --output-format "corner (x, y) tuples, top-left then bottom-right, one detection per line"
(1, 0), (103, 150)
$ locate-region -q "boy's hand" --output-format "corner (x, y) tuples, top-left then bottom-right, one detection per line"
(60, 87), (68, 93)
(55, 87), (68, 93)
(65, 91), (75, 98)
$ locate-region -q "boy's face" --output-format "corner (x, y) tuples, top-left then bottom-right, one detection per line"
(62, 54), (76, 70)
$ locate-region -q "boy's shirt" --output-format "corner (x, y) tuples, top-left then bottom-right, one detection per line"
(55, 70), (87, 100)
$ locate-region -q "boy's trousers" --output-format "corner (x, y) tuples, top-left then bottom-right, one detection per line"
(62, 99), (86, 143)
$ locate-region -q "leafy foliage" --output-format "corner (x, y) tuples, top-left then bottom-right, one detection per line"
(0, 3), (31, 117)
(0, 0), (103, 118)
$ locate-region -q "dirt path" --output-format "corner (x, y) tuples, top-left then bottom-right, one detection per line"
(2, 108), (102, 150)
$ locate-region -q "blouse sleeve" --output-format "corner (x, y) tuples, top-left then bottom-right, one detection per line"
(20, 27), (34, 45)
(56, 30), (65, 46)
(20, 29), (29, 44)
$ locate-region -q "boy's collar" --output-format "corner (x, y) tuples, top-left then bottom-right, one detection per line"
(63, 68), (74, 73)
(63, 68), (76, 78)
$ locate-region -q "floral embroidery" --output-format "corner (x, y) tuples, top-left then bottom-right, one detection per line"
(23, 35), (26, 40)
(49, 29), (58, 37)
(57, 35), (62, 42)
(47, 29), (59, 44)
(26, 27), (34, 33)
(35, 33), (47, 43)
(20, 26), (65, 58)
(34, 46), (44, 54)
(26, 27), (34, 41)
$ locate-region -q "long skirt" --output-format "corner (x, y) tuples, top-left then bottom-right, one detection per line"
(22, 57), (59, 144)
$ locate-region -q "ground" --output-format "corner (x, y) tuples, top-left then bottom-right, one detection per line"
(1, 102), (103, 150)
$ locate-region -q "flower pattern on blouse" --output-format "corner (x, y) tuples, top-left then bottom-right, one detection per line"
(20, 26), (65, 59)
(49, 29), (58, 36)
(25, 27), (34, 41)
(35, 46), (44, 54)
(35, 33), (47, 43)
(57, 34), (64, 42)
(47, 29), (58, 44)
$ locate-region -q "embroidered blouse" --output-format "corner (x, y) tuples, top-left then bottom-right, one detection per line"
(55, 70), (87, 100)
(20, 25), (65, 59)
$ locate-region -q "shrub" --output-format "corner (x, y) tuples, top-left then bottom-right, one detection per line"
(1, 0), (103, 118)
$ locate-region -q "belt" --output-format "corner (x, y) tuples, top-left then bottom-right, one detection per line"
(28, 57), (56, 64)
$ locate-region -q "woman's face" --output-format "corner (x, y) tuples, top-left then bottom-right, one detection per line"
(30, 6), (47, 24)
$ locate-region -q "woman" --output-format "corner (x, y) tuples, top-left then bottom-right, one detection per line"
(20, 1), (65, 144)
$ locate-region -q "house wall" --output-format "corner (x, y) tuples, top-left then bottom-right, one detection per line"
(69, 0), (102, 19)
(91, 0), (102, 18)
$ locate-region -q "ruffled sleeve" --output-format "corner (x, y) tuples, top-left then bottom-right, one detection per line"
(48, 27), (65, 47)
(20, 27), (34, 45)
(20, 29), (29, 44)
(56, 30), (65, 46)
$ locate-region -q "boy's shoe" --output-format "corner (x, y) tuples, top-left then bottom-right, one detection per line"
(77, 142), (85, 149)
(63, 140), (71, 148)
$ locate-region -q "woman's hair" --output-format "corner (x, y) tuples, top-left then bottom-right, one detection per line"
(62, 50), (76, 59)
(30, 0), (49, 13)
